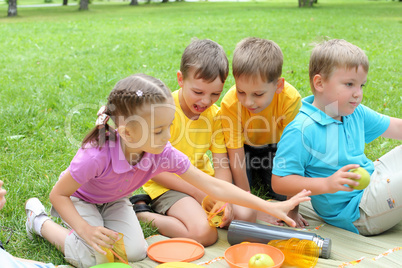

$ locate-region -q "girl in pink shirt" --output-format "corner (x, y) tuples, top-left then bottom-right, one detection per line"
(25, 73), (310, 268)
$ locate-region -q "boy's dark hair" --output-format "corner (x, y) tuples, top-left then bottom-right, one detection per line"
(180, 38), (229, 83)
(82, 73), (172, 148)
(232, 37), (283, 83)
(309, 39), (369, 94)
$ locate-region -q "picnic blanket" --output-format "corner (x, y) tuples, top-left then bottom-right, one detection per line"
(132, 201), (402, 268)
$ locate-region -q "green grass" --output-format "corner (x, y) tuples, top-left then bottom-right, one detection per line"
(0, 0), (401, 265)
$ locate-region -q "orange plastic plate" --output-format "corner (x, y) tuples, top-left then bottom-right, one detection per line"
(147, 238), (205, 263)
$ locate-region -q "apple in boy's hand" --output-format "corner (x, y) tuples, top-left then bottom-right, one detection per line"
(348, 167), (370, 190)
(248, 253), (275, 268)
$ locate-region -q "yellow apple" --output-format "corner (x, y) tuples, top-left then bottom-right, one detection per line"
(248, 253), (275, 268)
(349, 167), (370, 190)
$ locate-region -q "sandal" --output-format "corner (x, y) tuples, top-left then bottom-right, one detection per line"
(130, 194), (152, 213)
(129, 194), (151, 205)
(134, 203), (152, 213)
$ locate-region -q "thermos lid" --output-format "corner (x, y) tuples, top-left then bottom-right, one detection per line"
(321, 238), (332, 259)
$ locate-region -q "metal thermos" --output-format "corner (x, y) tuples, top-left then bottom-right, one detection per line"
(227, 220), (331, 259)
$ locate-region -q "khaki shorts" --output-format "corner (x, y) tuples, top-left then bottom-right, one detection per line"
(151, 190), (190, 215)
(354, 145), (402, 235)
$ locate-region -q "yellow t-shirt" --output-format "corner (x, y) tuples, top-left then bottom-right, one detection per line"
(143, 90), (227, 199)
(220, 81), (301, 149)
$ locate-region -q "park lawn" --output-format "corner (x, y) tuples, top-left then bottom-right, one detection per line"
(0, 0), (401, 265)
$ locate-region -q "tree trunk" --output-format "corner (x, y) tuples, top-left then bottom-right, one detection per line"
(130, 0), (138, 5)
(162, 0), (169, 3)
(63, 0), (68, 6)
(79, 0), (89, 10)
(298, 0), (316, 7)
(8, 0), (17, 17)
(298, 0), (304, 7)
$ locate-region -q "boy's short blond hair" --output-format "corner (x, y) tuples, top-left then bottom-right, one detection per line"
(180, 38), (228, 83)
(232, 37), (283, 83)
(309, 39), (369, 93)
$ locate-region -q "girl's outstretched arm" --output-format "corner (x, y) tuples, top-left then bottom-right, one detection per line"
(152, 172), (207, 203)
(180, 165), (311, 227)
(49, 171), (119, 255)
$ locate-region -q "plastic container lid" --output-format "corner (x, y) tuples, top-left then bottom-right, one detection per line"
(147, 238), (205, 263)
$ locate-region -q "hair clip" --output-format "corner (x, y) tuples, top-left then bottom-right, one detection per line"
(97, 106), (107, 116)
(96, 106), (110, 129)
(136, 90), (143, 97)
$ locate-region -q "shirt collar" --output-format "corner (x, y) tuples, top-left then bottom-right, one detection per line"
(136, 152), (153, 171)
(300, 95), (342, 126)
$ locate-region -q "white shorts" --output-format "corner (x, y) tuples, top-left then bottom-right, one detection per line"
(354, 145), (402, 235)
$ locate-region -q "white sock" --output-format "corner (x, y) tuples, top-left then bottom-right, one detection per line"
(34, 214), (50, 237)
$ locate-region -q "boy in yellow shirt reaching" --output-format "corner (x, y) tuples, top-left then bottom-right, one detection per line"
(132, 39), (255, 246)
(220, 37), (306, 226)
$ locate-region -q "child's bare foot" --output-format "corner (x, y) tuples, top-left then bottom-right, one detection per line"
(256, 211), (284, 226)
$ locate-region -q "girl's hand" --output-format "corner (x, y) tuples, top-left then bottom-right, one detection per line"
(326, 164), (360, 193)
(79, 225), (119, 255)
(269, 189), (311, 228)
(220, 203), (234, 228)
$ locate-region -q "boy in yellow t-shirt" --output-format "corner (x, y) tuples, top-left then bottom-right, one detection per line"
(221, 37), (306, 226)
(132, 39), (255, 246)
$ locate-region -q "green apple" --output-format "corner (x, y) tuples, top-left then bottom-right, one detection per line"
(348, 167), (370, 190)
(248, 253), (275, 268)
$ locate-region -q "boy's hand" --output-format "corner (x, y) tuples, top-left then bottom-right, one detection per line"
(79, 225), (119, 255)
(287, 209), (309, 228)
(327, 164), (361, 193)
(269, 189), (311, 228)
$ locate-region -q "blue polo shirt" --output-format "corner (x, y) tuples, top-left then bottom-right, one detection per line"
(273, 95), (390, 233)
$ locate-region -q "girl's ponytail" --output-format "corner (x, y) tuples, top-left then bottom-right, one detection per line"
(81, 106), (116, 148)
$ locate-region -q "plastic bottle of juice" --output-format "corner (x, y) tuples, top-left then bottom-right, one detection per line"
(268, 238), (319, 268)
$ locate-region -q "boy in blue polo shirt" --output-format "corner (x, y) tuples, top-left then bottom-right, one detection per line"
(272, 39), (402, 234)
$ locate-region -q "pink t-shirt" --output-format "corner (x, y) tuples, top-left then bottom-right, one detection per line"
(65, 133), (191, 204)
